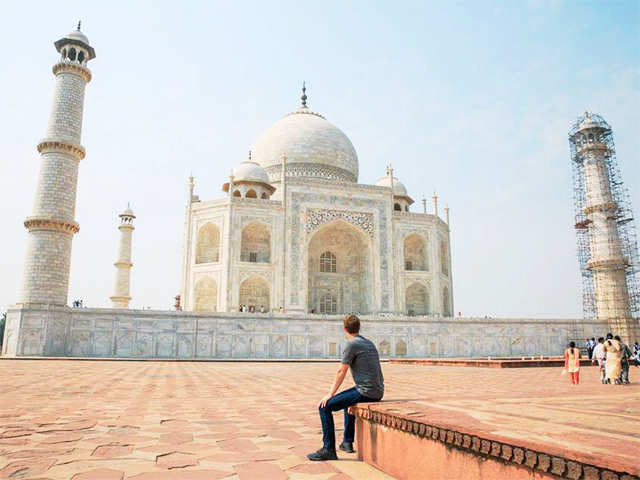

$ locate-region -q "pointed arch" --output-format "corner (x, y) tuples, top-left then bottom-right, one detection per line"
(440, 239), (449, 276)
(442, 285), (451, 316)
(246, 189), (257, 199)
(307, 219), (372, 314)
(239, 276), (270, 311)
(194, 277), (217, 312)
(196, 223), (220, 264)
(241, 221), (270, 263)
(404, 233), (427, 271)
(406, 282), (429, 316)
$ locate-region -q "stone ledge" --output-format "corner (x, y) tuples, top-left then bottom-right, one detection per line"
(390, 357), (594, 368)
(350, 404), (639, 480)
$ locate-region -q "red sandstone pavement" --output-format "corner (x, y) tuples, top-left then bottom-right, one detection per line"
(0, 361), (638, 479)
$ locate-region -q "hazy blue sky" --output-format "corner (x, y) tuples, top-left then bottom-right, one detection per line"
(0, 0), (638, 317)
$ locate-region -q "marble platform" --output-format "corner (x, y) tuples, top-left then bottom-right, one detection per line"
(2, 305), (608, 359)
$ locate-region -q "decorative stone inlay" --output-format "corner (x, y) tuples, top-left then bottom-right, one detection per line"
(289, 191), (390, 309)
(53, 61), (92, 82)
(37, 139), (86, 159)
(24, 217), (79, 234)
(350, 406), (639, 480)
(266, 163), (356, 183)
(306, 209), (374, 238)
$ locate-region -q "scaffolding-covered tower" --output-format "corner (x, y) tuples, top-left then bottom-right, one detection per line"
(569, 112), (639, 343)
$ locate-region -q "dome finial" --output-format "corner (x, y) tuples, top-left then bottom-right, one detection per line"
(77, 20), (81, 31)
(301, 81), (307, 108)
(248, 150), (252, 161)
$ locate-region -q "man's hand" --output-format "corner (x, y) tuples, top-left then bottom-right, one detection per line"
(318, 394), (332, 408)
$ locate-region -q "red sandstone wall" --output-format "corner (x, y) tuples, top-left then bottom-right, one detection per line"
(356, 419), (558, 480)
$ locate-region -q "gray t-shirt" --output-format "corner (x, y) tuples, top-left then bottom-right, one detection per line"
(342, 335), (384, 400)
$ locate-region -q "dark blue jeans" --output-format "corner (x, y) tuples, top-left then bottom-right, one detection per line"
(318, 387), (378, 450)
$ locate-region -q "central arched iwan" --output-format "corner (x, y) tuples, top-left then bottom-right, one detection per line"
(241, 221), (270, 263)
(307, 220), (372, 314)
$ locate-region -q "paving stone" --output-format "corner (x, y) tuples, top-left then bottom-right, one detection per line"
(156, 451), (199, 469)
(71, 468), (124, 480)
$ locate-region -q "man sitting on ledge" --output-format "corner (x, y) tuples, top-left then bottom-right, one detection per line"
(308, 314), (385, 461)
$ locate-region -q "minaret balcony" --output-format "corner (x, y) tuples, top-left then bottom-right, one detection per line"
(587, 257), (628, 271)
(583, 202), (618, 215)
(24, 216), (80, 234)
(52, 61), (92, 82)
(37, 138), (86, 160)
(576, 143), (609, 155)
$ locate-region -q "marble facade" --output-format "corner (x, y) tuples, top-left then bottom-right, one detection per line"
(2, 305), (608, 359)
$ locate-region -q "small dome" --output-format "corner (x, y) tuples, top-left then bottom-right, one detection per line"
(232, 160), (271, 185)
(376, 176), (408, 197)
(64, 29), (90, 45)
(122, 208), (134, 216)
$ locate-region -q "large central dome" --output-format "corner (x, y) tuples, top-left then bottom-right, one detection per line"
(251, 90), (358, 183)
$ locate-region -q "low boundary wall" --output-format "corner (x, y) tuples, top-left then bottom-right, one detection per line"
(2, 305), (607, 359)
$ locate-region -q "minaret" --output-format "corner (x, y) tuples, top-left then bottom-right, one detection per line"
(110, 206), (135, 308)
(570, 112), (639, 342)
(20, 24), (96, 306)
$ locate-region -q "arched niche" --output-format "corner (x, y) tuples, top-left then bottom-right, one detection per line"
(195, 223), (220, 264)
(442, 285), (451, 316)
(307, 220), (372, 314)
(440, 240), (449, 276)
(406, 282), (429, 316)
(239, 276), (270, 311)
(194, 277), (217, 312)
(241, 221), (270, 263)
(404, 233), (427, 271)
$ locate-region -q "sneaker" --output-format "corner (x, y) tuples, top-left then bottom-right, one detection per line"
(307, 448), (338, 461)
(339, 442), (355, 453)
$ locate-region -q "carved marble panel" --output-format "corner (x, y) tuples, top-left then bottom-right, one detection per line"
(157, 333), (174, 357)
(94, 331), (112, 356)
(177, 334), (194, 357)
(136, 332), (153, 357)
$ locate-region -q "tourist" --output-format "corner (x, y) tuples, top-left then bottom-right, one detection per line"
(308, 314), (384, 461)
(603, 336), (623, 385)
(260, 305), (266, 313)
(563, 341), (581, 385)
(618, 336), (631, 384)
(632, 342), (640, 367)
(592, 337), (606, 384)
(586, 338), (593, 360)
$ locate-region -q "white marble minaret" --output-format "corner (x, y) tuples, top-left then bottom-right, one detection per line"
(110, 207), (135, 308)
(21, 23), (95, 306)
(571, 112), (634, 340)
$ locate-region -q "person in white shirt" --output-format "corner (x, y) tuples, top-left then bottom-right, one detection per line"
(591, 337), (606, 384)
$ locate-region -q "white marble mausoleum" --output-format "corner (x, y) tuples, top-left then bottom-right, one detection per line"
(181, 86), (453, 317)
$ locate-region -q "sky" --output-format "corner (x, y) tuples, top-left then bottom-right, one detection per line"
(0, 0), (638, 317)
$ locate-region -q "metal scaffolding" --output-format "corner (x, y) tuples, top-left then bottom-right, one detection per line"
(569, 112), (639, 340)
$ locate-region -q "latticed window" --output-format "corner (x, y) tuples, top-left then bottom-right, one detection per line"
(320, 251), (336, 273)
(405, 261), (413, 271)
(249, 252), (257, 263)
(320, 293), (337, 314)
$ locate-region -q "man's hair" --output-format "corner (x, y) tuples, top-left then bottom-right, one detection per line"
(343, 314), (360, 334)
(598, 337), (604, 343)
(606, 333), (613, 339)
(614, 335), (621, 342)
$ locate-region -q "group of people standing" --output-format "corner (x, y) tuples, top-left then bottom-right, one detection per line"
(565, 334), (638, 385)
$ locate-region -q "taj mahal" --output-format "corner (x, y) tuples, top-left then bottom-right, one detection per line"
(2, 25), (631, 360)
(181, 83), (452, 317)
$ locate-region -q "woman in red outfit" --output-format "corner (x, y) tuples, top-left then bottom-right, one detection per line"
(564, 341), (581, 385)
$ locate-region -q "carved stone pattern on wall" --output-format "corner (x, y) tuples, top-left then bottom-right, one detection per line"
(306, 209), (374, 238)
(241, 215), (273, 228)
(289, 192), (390, 309)
(265, 163), (356, 183)
(239, 269), (273, 284)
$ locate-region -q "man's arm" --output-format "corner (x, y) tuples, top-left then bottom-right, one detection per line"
(318, 363), (350, 408)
